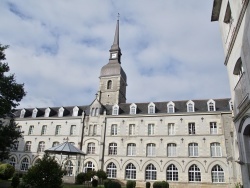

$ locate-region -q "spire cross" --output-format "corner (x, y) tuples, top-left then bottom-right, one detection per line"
(117, 13), (120, 20)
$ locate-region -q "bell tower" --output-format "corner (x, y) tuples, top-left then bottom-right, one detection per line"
(98, 18), (127, 105)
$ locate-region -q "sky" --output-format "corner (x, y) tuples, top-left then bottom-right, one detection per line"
(0, 0), (230, 108)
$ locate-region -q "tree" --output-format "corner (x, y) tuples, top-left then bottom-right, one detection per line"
(22, 153), (64, 188)
(0, 44), (26, 161)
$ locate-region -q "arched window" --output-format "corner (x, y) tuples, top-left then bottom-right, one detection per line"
(189, 164), (201, 182)
(166, 164), (178, 181)
(125, 163), (136, 180)
(25, 141), (32, 151)
(109, 143), (117, 155)
(85, 161), (95, 172)
(127, 143), (136, 156)
(52, 141), (59, 147)
(34, 158), (41, 165)
(188, 143), (198, 157)
(147, 143), (156, 156)
(106, 162), (117, 178)
(145, 163), (157, 180)
(207, 99), (216, 111)
(9, 156), (16, 167)
(20, 157), (29, 171)
(87, 143), (95, 154)
(65, 160), (73, 176)
(130, 103), (137, 115)
(167, 143), (177, 157)
(167, 101), (175, 113)
(210, 143), (222, 157)
(112, 104), (119, 115)
(107, 80), (112, 89)
(41, 125), (47, 135)
(187, 100), (195, 112)
(37, 141), (45, 152)
(211, 165), (224, 183)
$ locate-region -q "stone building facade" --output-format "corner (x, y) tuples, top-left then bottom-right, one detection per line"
(212, 0), (250, 187)
(9, 19), (241, 187)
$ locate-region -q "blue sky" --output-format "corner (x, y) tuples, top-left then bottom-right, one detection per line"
(0, 0), (230, 108)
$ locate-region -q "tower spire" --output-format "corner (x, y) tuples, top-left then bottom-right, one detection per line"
(113, 13), (119, 46)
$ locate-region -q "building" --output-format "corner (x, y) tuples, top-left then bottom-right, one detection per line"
(10, 19), (240, 187)
(211, 0), (250, 187)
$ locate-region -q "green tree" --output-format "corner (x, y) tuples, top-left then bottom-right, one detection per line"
(0, 44), (25, 161)
(22, 153), (64, 188)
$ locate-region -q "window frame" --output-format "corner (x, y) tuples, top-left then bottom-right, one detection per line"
(108, 143), (117, 155)
(111, 124), (117, 136)
(87, 142), (95, 154)
(107, 162), (117, 178)
(145, 163), (157, 180)
(127, 143), (136, 156)
(148, 124), (155, 135)
(166, 164), (178, 181)
(211, 165), (225, 183)
(168, 123), (175, 135)
(210, 143), (222, 157)
(125, 163), (136, 180)
(167, 143), (177, 157)
(189, 164), (201, 182)
(188, 143), (198, 157)
(146, 143), (156, 157)
(188, 123), (195, 135)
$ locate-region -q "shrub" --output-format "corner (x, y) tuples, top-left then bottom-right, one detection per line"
(0, 163), (15, 180)
(85, 170), (96, 181)
(92, 179), (98, 187)
(104, 179), (112, 188)
(96, 169), (107, 180)
(11, 173), (20, 188)
(75, 172), (87, 184)
(146, 182), (151, 188)
(22, 153), (64, 188)
(161, 181), (169, 188)
(127, 180), (136, 188)
(153, 181), (162, 188)
(109, 181), (121, 188)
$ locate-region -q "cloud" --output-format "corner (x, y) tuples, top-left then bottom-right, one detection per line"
(0, 0), (229, 108)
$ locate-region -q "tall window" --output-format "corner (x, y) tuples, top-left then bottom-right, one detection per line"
(210, 122), (217, 134)
(107, 162), (117, 178)
(129, 124), (135, 135)
(148, 103), (155, 114)
(188, 123), (195, 134)
(127, 143), (136, 156)
(145, 164), (157, 180)
(211, 143), (222, 157)
(211, 165), (224, 183)
(167, 143), (177, 157)
(189, 165), (201, 182)
(111, 124), (117, 135)
(107, 80), (112, 89)
(89, 125), (97, 135)
(25, 141), (32, 151)
(125, 163), (136, 180)
(167, 164), (178, 181)
(148, 124), (155, 135)
(95, 108), (99, 116)
(87, 143), (95, 154)
(70, 125), (76, 135)
(65, 160), (73, 176)
(91, 108), (95, 116)
(52, 141), (59, 147)
(109, 143), (117, 155)
(41, 125), (47, 135)
(55, 125), (61, 135)
(168, 123), (175, 135)
(37, 141), (45, 152)
(147, 143), (156, 157)
(11, 141), (19, 151)
(84, 161), (95, 172)
(188, 143), (198, 157)
(20, 158), (29, 171)
(28, 125), (34, 135)
(209, 102), (215, 111)
(9, 157), (16, 167)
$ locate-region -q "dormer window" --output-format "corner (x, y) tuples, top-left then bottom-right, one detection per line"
(58, 107), (64, 117)
(229, 100), (233, 110)
(72, 106), (79, 117)
(20, 109), (26, 118)
(207, 99), (216, 111)
(32, 108), (38, 118)
(130, 103), (137, 115)
(224, 2), (232, 24)
(187, 100), (195, 112)
(107, 80), (112, 89)
(167, 101), (175, 113)
(112, 104), (119, 115)
(148, 102), (155, 114)
(44, 108), (50, 117)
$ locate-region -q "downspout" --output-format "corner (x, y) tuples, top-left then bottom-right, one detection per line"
(101, 112), (107, 170)
(80, 111), (86, 150)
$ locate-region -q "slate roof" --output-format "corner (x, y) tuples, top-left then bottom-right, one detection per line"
(45, 142), (85, 155)
(14, 98), (231, 118)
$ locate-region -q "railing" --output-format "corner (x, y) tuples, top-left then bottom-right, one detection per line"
(234, 72), (249, 109)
